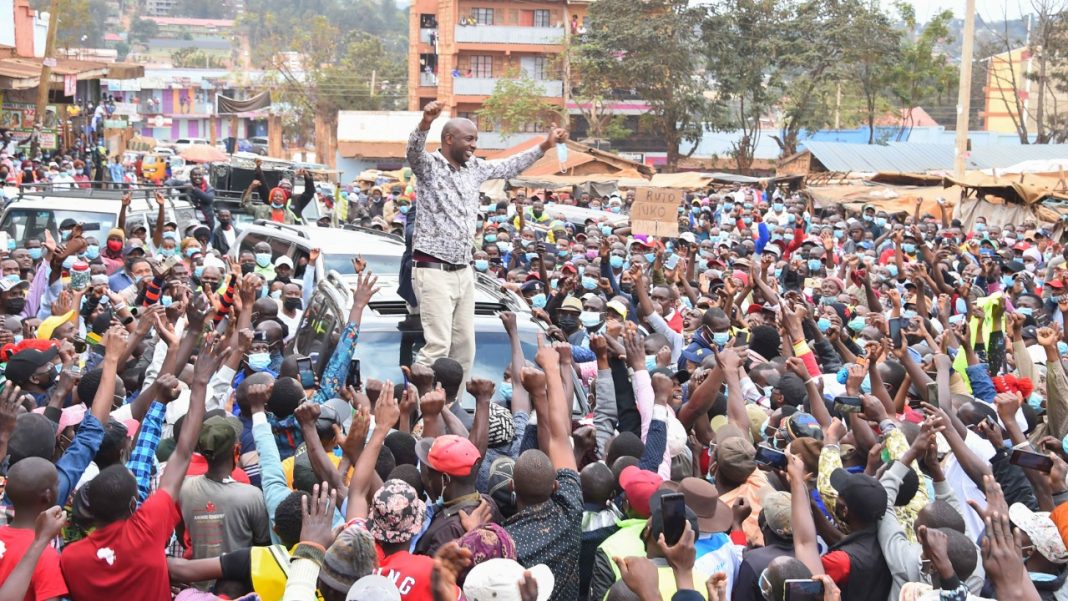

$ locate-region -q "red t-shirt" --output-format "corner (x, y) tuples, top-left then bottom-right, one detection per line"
(60, 490), (181, 601)
(375, 550), (457, 601)
(0, 526), (68, 601)
(186, 454), (251, 484)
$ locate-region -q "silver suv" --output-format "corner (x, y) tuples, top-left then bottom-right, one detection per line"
(230, 221), (407, 284)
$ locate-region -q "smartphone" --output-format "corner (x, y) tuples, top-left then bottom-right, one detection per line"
(926, 381), (939, 408)
(889, 317), (904, 348)
(734, 331), (750, 346)
(755, 445), (788, 469)
(346, 359), (362, 390)
(296, 356), (315, 388)
(1010, 448), (1054, 473)
(784, 579), (825, 601)
(833, 395), (864, 414)
(804, 277), (820, 289)
(659, 492), (686, 546)
(664, 254), (681, 271)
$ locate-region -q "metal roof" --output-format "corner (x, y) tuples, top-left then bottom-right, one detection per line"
(800, 140), (1068, 173)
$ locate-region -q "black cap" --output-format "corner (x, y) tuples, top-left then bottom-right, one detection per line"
(59, 218), (78, 229)
(1003, 260), (1026, 274)
(5, 347), (58, 385)
(830, 468), (887, 523)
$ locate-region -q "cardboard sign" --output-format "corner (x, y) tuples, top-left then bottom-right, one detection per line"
(631, 187), (683, 237)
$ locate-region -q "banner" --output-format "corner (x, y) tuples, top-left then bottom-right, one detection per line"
(631, 187), (683, 237)
(216, 91), (271, 114)
(64, 75), (77, 97)
(0, 102), (59, 151)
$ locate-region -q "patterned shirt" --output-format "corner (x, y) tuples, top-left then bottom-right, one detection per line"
(127, 401), (167, 502)
(406, 127), (543, 265)
(504, 468), (583, 601)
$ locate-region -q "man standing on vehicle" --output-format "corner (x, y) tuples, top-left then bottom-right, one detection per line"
(406, 100), (566, 372)
(211, 209), (236, 255)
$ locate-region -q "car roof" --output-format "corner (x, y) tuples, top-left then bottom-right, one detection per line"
(4, 192), (191, 212)
(241, 222), (404, 253)
(322, 271), (531, 318)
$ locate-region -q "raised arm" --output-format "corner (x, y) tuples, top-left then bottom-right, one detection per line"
(346, 385), (398, 521)
(0, 507), (66, 601)
(152, 190), (166, 248)
(499, 312), (530, 415)
(786, 449), (824, 575)
(531, 335), (576, 471)
(466, 378), (494, 460)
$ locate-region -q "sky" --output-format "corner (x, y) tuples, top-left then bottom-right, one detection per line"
(879, 0), (1028, 21)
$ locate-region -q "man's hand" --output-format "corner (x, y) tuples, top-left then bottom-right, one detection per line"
(651, 372), (673, 405)
(121, 192), (132, 207)
(299, 482), (338, 550)
(373, 380), (399, 430)
(520, 366), (547, 396)
(540, 122), (569, 152)
(431, 543), (472, 601)
(458, 499), (492, 533)
(534, 334), (560, 372)
(193, 333), (230, 383)
(861, 393), (890, 424)
(419, 384), (446, 417)
(706, 573), (729, 601)
(0, 383), (22, 438)
(613, 556), (661, 601)
(103, 325), (128, 360)
(421, 100), (444, 127)
(154, 190), (166, 207)
(246, 381), (272, 414)
(499, 311), (518, 334)
(622, 329), (644, 371)
(294, 401), (321, 427)
(590, 334), (608, 360)
(350, 270), (380, 315)
(844, 363), (865, 396)
(155, 374), (182, 404)
(34, 506), (67, 543)
(1038, 326), (1059, 349)
(657, 520), (696, 573)
(466, 378), (495, 400)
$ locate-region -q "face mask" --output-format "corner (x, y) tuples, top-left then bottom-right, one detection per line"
(773, 267), (783, 279)
(817, 317), (832, 332)
(1028, 393), (1044, 413)
(786, 214), (797, 224)
(4, 297), (25, 314)
(28, 248), (42, 260)
(902, 309), (918, 320)
(60, 230), (71, 241)
(530, 293), (547, 309)
(645, 355), (658, 371)
(484, 234), (497, 243)
(558, 314), (579, 332)
(474, 259), (489, 272)
(83, 244), (100, 260)
(283, 297), (303, 312)
(1025, 262), (1037, 273)
(499, 382), (513, 402)
(193, 266), (205, 279)
(107, 239), (123, 253)
(847, 317), (866, 332)
(902, 243), (916, 254)
(1018, 307), (1034, 317)
(271, 200), (285, 209)
(255, 253), (272, 267)
(723, 203), (734, 212)
(521, 239), (533, 248)
(581, 276), (597, 291)
(620, 283), (633, 295)
(184, 247), (198, 258)
(875, 217), (887, 227)
(580, 311), (602, 328)
(711, 331), (730, 347)
(270, 290), (282, 300)
(399, 205), (410, 215)
(4, 274), (19, 284)
(772, 202), (784, 212)
(160, 295), (173, 307)
(585, 249), (598, 260)
(160, 248), (177, 258)
(783, 233), (794, 242)
(1059, 342), (1068, 356)
(975, 223), (987, 232)
(610, 206), (621, 214)
(61, 256), (76, 270)
(886, 264), (898, 277)
(558, 249), (570, 259)
(807, 259), (822, 272)
(247, 352), (272, 372)
(525, 252), (539, 262)
(608, 255), (625, 269)
(1001, 275), (1014, 288)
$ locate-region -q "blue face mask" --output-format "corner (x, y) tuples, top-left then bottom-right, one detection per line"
(256, 252), (272, 267)
(28, 248), (42, 260)
(525, 252), (539, 262)
(847, 317), (866, 332)
(887, 264), (899, 277)
(773, 267), (783, 279)
(1019, 307), (1034, 317)
(160, 295), (173, 307)
(581, 276), (598, 290)
(644, 253), (655, 264)
(499, 382), (513, 402)
(875, 217), (887, 227)
(1059, 342), (1068, 356)
(975, 223), (987, 232)
(60, 230), (71, 241)
(743, 217), (753, 225)
(84, 245), (100, 260)
(834, 230), (845, 239)
(601, 225), (613, 236)
(645, 355), (658, 371)
(609, 255), (624, 269)
(184, 247), (198, 258)
(863, 214), (874, 222)
(772, 202), (784, 212)
(903, 309), (918, 320)
(1001, 275), (1014, 288)
(786, 213), (796, 224)
(61, 256), (75, 270)
(712, 331), (730, 347)
(4, 274), (19, 284)
(723, 203), (734, 212)
(484, 234), (497, 243)
(474, 259), (489, 272)
(160, 248), (177, 258)
(783, 233), (794, 242)
(610, 206), (621, 214)
(399, 205), (410, 214)
(530, 293), (547, 309)
(580, 311), (602, 328)
(247, 352), (272, 372)
(902, 243), (916, 254)
(807, 259), (822, 272)
(194, 266), (205, 279)
(4, 239), (13, 251)
(817, 317), (832, 332)
(1028, 393), (1044, 413)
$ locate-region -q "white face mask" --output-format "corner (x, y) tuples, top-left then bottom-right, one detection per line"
(1025, 262), (1037, 273)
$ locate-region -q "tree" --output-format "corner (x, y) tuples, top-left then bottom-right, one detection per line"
(886, 4), (956, 141)
(703, 0), (787, 173)
(170, 48), (226, 68)
(577, 0), (712, 171)
(838, 0), (900, 144)
(38, 0), (109, 49)
(129, 15), (160, 46)
(174, 0), (234, 19)
(115, 41), (130, 61)
(566, 45), (631, 144)
(1025, 0), (1068, 143)
(477, 69), (564, 137)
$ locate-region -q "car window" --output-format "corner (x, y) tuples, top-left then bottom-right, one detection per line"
(296, 292), (340, 361)
(239, 231), (292, 262)
(0, 209), (112, 244)
(321, 253), (401, 279)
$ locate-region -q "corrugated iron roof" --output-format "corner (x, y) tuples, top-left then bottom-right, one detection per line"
(802, 140), (1068, 173)
(969, 145), (1068, 170)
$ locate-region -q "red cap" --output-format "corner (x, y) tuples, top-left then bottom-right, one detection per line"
(619, 465), (663, 518)
(561, 262), (578, 274)
(416, 435), (481, 477)
(1014, 241), (1030, 251)
(1050, 279), (1065, 289)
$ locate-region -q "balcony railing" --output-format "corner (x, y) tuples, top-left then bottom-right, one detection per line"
(454, 77), (563, 97)
(419, 72), (439, 87)
(419, 28), (437, 44)
(454, 25), (564, 45)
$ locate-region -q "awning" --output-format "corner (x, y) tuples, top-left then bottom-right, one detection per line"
(0, 57), (131, 90)
(942, 174), (1068, 205)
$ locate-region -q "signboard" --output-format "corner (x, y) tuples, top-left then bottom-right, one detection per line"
(64, 75), (77, 97)
(0, 102), (59, 151)
(631, 187), (683, 237)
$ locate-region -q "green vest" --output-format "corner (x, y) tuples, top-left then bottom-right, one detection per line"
(596, 519), (708, 601)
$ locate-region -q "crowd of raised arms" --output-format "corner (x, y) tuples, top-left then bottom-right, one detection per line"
(2, 112), (1068, 601)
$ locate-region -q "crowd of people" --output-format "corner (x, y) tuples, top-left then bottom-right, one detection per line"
(0, 103), (1065, 601)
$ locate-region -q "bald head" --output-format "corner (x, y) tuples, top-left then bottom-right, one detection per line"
(441, 118), (477, 141)
(513, 449), (556, 505)
(441, 118), (478, 166)
(6, 457), (58, 509)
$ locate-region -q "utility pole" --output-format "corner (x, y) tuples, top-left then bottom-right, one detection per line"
(370, 70), (377, 97)
(31, 0), (61, 158)
(954, 0), (976, 178)
(834, 82), (841, 130)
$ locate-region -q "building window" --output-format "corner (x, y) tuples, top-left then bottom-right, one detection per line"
(532, 56), (549, 80)
(472, 8), (493, 25)
(533, 9), (550, 27)
(419, 13), (437, 28)
(469, 55), (493, 78)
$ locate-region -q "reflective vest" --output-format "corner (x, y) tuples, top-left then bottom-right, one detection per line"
(597, 519), (709, 601)
(250, 545), (325, 601)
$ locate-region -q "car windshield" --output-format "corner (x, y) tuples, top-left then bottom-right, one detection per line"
(351, 329), (536, 406)
(322, 253), (403, 278)
(1, 208), (110, 244)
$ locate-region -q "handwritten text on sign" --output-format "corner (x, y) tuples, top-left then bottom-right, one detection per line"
(631, 187), (683, 237)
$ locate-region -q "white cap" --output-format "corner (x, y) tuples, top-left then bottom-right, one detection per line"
(464, 559), (554, 601)
(274, 255), (294, 268)
(346, 574), (401, 601)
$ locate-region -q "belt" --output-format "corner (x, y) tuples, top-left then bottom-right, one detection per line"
(414, 261), (467, 272)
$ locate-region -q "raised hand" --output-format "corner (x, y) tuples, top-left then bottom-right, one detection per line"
(34, 506), (67, 543)
(294, 401), (321, 426)
(374, 380), (399, 429)
(155, 373), (182, 404)
(299, 482), (338, 550)
(533, 334), (560, 371)
(499, 310), (517, 333)
(419, 384), (446, 417)
(466, 378), (495, 399)
(422, 100), (444, 123)
(458, 499), (492, 533)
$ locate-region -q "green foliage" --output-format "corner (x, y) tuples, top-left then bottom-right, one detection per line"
(45, 0), (109, 48)
(129, 15), (160, 45)
(170, 47), (226, 68)
(114, 42), (130, 61)
(887, 5), (956, 140)
(477, 69), (564, 136)
(576, 0), (712, 171)
(173, 0), (234, 19)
